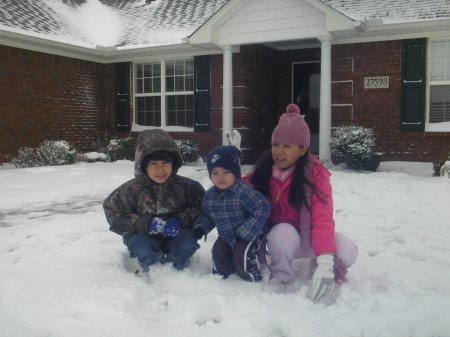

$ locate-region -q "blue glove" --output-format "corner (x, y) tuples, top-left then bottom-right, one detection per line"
(161, 217), (181, 237)
(148, 217), (167, 235)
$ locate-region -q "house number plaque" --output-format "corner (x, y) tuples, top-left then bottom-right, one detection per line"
(364, 76), (389, 89)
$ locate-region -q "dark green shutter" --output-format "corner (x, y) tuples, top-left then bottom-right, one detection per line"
(400, 39), (426, 131)
(194, 55), (211, 131)
(116, 62), (130, 131)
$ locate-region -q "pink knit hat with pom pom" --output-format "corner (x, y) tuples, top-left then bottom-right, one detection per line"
(271, 104), (310, 147)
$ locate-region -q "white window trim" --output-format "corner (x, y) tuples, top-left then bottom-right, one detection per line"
(132, 59), (194, 132)
(426, 38), (450, 132)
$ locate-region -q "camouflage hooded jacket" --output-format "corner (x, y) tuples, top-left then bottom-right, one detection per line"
(103, 129), (205, 237)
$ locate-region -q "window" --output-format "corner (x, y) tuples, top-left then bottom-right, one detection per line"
(429, 39), (450, 130)
(134, 59), (194, 129)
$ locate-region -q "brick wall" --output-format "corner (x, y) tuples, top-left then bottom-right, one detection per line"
(232, 45), (278, 163)
(0, 45), (116, 160)
(172, 45), (278, 164)
(2, 42), (448, 165)
(274, 42), (449, 163)
(332, 41), (450, 162)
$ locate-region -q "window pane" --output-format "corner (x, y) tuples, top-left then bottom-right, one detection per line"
(185, 61), (193, 75)
(136, 78), (143, 94)
(429, 85), (450, 123)
(431, 40), (450, 81)
(144, 64), (152, 77)
(166, 95), (194, 127)
(135, 62), (161, 94)
(431, 41), (445, 61)
(175, 77), (184, 91)
(136, 64), (143, 78)
(175, 59), (184, 75)
(166, 76), (174, 92)
(166, 59), (193, 92)
(136, 96), (161, 126)
(431, 60), (446, 81)
(143, 78), (152, 93)
(153, 77), (161, 92)
(153, 63), (161, 77)
(166, 60), (175, 76)
(185, 75), (194, 91)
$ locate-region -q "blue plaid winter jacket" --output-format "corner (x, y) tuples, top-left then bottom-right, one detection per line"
(193, 180), (270, 248)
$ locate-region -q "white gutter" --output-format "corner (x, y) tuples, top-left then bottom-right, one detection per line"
(0, 28), (223, 63)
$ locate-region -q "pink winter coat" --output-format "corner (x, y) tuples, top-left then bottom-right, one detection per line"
(244, 156), (336, 256)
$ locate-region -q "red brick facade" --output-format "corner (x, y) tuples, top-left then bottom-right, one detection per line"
(331, 40), (449, 162)
(0, 45), (116, 160)
(1, 42), (449, 165)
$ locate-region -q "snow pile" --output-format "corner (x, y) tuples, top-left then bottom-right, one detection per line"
(0, 160), (449, 337)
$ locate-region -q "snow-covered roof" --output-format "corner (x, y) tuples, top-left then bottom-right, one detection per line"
(0, 0), (229, 48)
(322, 0), (450, 24)
(1, 0), (450, 59)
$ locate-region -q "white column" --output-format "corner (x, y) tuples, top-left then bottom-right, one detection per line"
(318, 36), (332, 162)
(222, 45), (233, 145)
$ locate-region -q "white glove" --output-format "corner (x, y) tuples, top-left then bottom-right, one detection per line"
(226, 130), (241, 150)
(312, 254), (335, 301)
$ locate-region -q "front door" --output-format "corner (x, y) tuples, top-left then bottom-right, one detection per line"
(293, 62), (320, 155)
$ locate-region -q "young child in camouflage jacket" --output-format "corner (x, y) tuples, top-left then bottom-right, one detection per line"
(193, 145), (270, 282)
(103, 129), (205, 271)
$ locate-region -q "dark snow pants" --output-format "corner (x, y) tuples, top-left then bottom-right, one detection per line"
(125, 229), (200, 270)
(212, 235), (265, 282)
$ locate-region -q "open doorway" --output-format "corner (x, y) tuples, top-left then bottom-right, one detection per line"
(292, 61), (320, 155)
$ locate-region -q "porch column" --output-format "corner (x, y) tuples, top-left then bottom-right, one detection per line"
(222, 45), (233, 145)
(318, 36), (332, 162)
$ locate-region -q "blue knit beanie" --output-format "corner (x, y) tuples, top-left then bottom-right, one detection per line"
(206, 145), (241, 178)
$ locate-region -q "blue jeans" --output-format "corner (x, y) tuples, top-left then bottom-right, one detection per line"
(125, 229), (200, 270)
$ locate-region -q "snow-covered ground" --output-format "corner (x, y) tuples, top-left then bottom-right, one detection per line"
(0, 160), (449, 337)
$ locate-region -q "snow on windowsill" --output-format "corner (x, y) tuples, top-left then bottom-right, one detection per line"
(426, 121), (450, 132)
(131, 124), (194, 133)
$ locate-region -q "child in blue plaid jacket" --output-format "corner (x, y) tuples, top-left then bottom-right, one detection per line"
(193, 145), (270, 282)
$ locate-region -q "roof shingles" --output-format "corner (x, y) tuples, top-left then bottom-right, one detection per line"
(322, 0), (450, 23)
(1, 0), (450, 49)
(0, 0), (229, 47)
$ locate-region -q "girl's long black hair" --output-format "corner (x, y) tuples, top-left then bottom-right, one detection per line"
(250, 149), (317, 211)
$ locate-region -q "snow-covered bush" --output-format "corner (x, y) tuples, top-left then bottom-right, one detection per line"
(433, 151), (449, 177)
(35, 140), (77, 166)
(107, 136), (136, 161)
(329, 125), (376, 170)
(175, 139), (199, 165)
(11, 147), (37, 168)
(91, 130), (111, 154)
(12, 140), (77, 168)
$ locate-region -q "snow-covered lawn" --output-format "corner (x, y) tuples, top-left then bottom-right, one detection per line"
(0, 160), (449, 337)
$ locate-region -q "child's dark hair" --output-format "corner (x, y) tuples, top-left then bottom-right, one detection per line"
(250, 149), (317, 210)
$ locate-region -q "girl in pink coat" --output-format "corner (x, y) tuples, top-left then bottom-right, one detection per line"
(243, 103), (357, 301)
